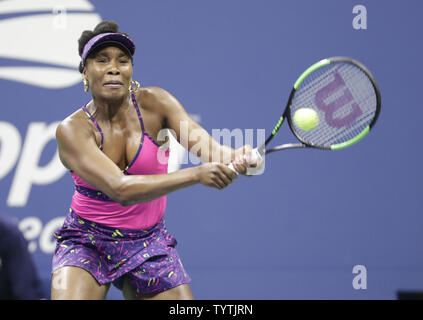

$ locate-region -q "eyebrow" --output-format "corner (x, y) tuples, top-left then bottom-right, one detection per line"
(95, 51), (130, 58)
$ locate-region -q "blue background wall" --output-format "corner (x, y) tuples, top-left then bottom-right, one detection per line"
(0, 0), (422, 299)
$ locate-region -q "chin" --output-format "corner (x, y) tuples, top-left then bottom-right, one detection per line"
(101, 87), (128, 100)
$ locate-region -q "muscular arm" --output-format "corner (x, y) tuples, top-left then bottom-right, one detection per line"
(56, 114), (236, 206)
(56, 117), (202, 206)
(139, 87), (236, 164)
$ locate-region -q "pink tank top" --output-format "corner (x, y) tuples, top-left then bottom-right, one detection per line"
(70, 93), (170, 230)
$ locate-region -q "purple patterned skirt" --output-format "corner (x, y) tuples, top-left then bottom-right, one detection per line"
(52, 209), (191, 295)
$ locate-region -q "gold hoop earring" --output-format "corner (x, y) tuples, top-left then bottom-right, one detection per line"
(83, 78), (89, 92)
(129, 80), (140, 93)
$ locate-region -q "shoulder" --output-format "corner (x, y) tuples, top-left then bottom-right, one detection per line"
(136, 86), (183, 115)
(138, 86), (173, 103)
(56, 107), (95, 144)
(55, 107), (99, 170)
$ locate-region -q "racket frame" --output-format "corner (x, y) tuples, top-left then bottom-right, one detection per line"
(262, 56), (381, 155)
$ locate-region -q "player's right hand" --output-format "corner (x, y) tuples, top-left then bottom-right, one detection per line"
(196, 162), (238, 190)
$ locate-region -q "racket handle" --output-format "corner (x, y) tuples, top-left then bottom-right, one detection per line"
(228, 148), (264, 175)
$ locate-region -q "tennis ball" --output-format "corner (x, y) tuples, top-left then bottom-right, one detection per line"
(293, 108), (319, 131)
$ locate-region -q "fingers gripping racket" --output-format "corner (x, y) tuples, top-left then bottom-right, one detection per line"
(231, 56), (381, 174)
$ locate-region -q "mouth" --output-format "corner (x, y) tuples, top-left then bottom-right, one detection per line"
(103, 80), (124, 88)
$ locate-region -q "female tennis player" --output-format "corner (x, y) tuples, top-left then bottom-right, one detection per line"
(51, 21), (255, 300)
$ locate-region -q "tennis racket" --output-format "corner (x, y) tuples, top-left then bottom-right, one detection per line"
(230, 56), (381, 175)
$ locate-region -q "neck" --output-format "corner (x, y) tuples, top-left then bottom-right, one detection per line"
(90, 93), (132, 122)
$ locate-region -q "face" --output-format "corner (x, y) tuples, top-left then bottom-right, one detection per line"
(83, 45), (132, 101)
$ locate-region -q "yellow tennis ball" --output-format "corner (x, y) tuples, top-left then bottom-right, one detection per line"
(293, 108), (319, 131)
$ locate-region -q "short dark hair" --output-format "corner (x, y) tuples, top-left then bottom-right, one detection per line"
(77, 20), (132, 73)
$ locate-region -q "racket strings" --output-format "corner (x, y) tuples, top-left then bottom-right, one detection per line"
(290, 62), (377, 148)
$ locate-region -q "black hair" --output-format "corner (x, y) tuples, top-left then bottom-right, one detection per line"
(78, 20), (132, 73)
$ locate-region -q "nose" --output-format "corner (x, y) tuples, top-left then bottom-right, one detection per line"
(107, 60), (120, 75)
(107, 68), (120, 75)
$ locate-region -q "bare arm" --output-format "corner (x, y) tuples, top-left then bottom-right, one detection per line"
(139, 87), (238, 164)
(139, 87), (255, 174)
(56, 115), (237, 206)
